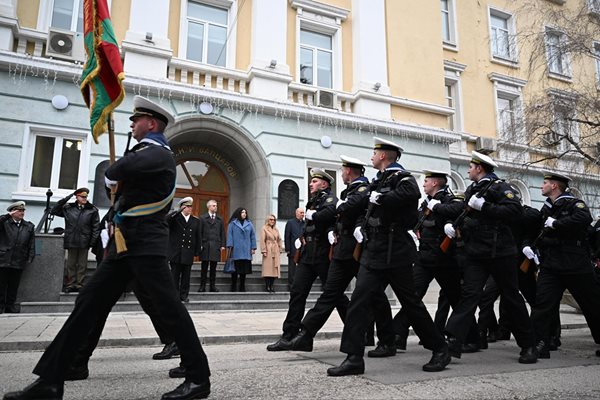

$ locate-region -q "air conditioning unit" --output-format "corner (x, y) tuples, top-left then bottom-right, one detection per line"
(475, 137), (497, 153)
(46, 28), (86, 62)
(316, 89), (336, 109)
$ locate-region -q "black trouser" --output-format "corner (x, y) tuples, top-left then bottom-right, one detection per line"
(170, 262), (192, 301)
(70, 278), (176, 367)
(393, 262), (479, 344)
(33, 255), (210, 383)
(340, 264), (447, 356)
(445, 255), (535, 349)
(281, 258), (349, 338)
(532, 269), (600, 344)
(200, 260), (218, 288)
(301, 258), (392, 342)
(0, 268), (23, 312)
(287, 255), (298, 288)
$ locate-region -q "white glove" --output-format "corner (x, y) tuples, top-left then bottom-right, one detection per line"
(522, 246), (540, 265)
(105, 176), (118, 188)
(336, 199), (347, 209)
(468, 196), (486, 211)
(328, 231), (336, 245)
(427, 199), (441, 211)
(100, 229), (109, 248)
(444, 223), (456, 239)
(369, 191), (382, 205)
(305, 209), (316, 221)
(294, 238), (302, 249)
(353, 226), (364, 243)
(544, 217), (556, 229)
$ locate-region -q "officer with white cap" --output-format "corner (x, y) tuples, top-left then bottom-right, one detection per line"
(267, 167), (346, 351)
(328, 137), (451, 377)
(444, 151), (538, 364)
(529, 170), (600, 359)
(283, 155), (394, 355)
(8, 96), (212, 400)
(0, 201), (35, 314)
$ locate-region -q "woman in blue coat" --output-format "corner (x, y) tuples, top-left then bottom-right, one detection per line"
(226, 207), (257, 292)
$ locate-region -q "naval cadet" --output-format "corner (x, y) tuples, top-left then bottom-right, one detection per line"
(327, 138), (451, 377)
(529, 171), (600, 358)
(3, 96), (211, 400)
(283, 156), (395, 355)
(443, 151), (537, 364)
(267, 168), (349, 351)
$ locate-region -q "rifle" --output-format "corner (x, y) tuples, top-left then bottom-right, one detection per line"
(352, 176), (387, 262)
(440, 179), (495, 253)
(293, 192), (321, 264)
(413, 208), (431, 240)
(519, 229), (545, 273)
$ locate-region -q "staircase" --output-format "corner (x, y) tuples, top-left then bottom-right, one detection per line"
(19, 262), (392, 313)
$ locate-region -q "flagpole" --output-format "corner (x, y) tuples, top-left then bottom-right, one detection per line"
(107, 113), (116, 205)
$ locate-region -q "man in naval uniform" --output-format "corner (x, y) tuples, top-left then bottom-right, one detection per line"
(3, 96), (212, 400)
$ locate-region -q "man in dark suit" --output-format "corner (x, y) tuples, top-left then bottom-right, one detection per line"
(168, 197), (202, 302)
(284, 207), (305, 289)
(3, 96), (211, 400)
(199, 200), (225, 292)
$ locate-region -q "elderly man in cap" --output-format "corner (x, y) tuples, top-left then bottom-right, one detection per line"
(267, 167), (349, 351)
(392, 169), (480, 352)
(0, 202), (35, 314)
(283, 156), (394, 354)
(3, 96), (211, 400)
(528, 171), (600, 358)
(168, 197), (201, 303)
(443, 151), (537, 364)
(327, 138), (451, 376)
(50, 187), (100, 293)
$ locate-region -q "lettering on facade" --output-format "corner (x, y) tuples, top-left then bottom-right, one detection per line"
(278, 179), (299, 220)
(172, 144), (239, 179)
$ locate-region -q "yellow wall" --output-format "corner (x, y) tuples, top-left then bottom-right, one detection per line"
(168, 0), (182, 58)
(235, 0), (252, 70)
(111, 0), (131, 44)
(391, 106), (448, 129)
(16, 0), (40, 29)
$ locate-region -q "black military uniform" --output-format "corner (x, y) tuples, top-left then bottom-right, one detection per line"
(393, 171), (479, 350)
(284, 156), (394, 353)
(268, 169), (348, 350)
(530, 172), (600, 357)
(168, 197), (202, 302)
(4, 96), (211, 400)
(444, 152), (536, 363)
(328, 138), (450, 376)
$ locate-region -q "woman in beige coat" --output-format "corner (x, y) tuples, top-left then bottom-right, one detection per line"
(260, 214), (283, 293)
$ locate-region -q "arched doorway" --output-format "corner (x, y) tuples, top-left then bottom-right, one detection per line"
(173, 159), (229, 221)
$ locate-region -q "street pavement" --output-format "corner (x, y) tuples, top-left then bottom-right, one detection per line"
(1, 304), (599, 399)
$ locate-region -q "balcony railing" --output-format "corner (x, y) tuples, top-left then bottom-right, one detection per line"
(167, 58), (248, 94)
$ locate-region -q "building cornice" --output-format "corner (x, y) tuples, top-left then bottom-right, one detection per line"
(289, 0), (350, 21)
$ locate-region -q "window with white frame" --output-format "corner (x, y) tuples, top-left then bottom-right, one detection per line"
(444, 63), (464, 132)
(299, 29), (333, 88)
(594, 41), (600, 86)
(551, 104), (577, 152)
(444, 82), (457, 131)
(51, 0), (83, 32)
(184, 1), (228, 67)
(19, 126), (90, 196)
(489, 9), (516, 61)
(496, 94), (522, 142)
(545, 28), (571, 77)
(441, 0), (457, 47)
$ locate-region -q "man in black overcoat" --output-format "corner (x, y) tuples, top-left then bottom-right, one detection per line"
(198, 200), (225, 292)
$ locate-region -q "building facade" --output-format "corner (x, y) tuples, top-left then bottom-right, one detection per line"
(1, 0), (599, 230)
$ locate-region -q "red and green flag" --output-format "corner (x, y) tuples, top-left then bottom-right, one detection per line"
(80, 0), (125, 144)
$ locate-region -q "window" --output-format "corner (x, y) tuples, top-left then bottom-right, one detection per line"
(444, 82), (457, 131)
(444, 61), (465, 132)
(50, 0), (83, 32)
(545, 28), (571, 77)
(594, 42), (600, 86)
(18, 125), (90, 198)
(489, 73), (527, 143)
(300, 29), (333, 88)
(441, 0), (457, 47)
(489, 9), (516, 61)
(184, 1), (228, 67)
(551, 105), (577, 152)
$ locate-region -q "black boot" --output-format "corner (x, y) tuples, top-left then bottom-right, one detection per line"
(267, 335), (292, 351)
(168, 365), (186, 378)
(198, 282), (206, 293)
(394, 334), (407, 351)
(367, 342), (397, 358)
(536, 340), (550, 359)
(209, 274), (219, 292)
(519, 346), (538, 364)
(270, 278), (276, 293)
(327, 354), (365, 376)
(265, 279), (271, 293)
(288, 329), (314, 351)
(446, 336), (462, 359)
(479, 329), (488, 350)
(153, 342), (180, 360)
(461, 341), (481, 353)
(422, 347), (451, 372)
(64, 361), (89, 381)
(230, 274), (237, 292)
(161, 379), (210, 400)
(239, 274), (246, 292)
(3, 378), (64, 400)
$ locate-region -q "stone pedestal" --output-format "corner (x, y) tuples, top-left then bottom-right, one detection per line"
(17, 234), (65, 302)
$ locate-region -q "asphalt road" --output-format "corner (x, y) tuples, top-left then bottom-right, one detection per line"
(1, 328), (599, 400)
